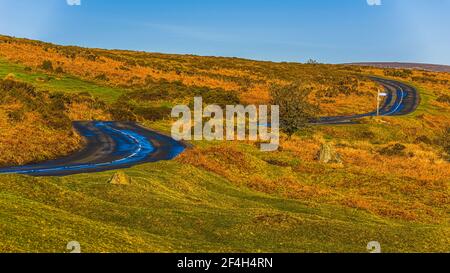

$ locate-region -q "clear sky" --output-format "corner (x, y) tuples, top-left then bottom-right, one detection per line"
(0, 0), (449, 64)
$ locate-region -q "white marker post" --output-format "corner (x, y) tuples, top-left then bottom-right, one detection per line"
(377, 90), (388, 116)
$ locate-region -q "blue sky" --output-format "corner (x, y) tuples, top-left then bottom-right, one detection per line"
(0, 0), (449, 64)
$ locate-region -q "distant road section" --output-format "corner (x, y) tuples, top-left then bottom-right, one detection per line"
(345, 62), (450, 73)
(0, 122), (186, 176)
(315, 77), (420, 125)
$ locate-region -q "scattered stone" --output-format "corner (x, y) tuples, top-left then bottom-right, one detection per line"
(3, 73), (16, 80)
(316, 143), (343, 164)
(108, 171), (131, 185)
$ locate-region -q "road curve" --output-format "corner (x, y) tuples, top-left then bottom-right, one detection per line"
(0, 121), (187, 176)
(0, 77), (419, 177)
(314, 77), (420, 125)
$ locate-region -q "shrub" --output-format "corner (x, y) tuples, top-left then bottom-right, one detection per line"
(55, 66), (64, 74)
(411, 76), (439, 84)
(194, 89), (241, 107)
(7, 109), (25, 123)
(95, 73), (109, 81)
(48, 96), (68, 111)
(384, 69), (412, 78)
(110, 108), (137, 121)
(119, 65), (130, 71)
(42, 112), (72, 130)
(85, 54), (97, 61)
(41, 60), (53, 71)
(357, 130), (376, 140)
(378, 143), (407, 156)
(0, 79), (37, 98)
(437, 128), (450, 156)
(437, 94), (450, 104)
(0, 80), (73, 130)
(414, 135), (432, 145)
(110, 99), (137, 121)
(40, 97), (71, 130)
(135, 106), (172, 121)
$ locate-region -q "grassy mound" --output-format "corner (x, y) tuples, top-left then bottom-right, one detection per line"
(0, 161), (448, 253)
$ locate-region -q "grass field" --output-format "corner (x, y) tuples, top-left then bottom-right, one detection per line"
(0, 58), (124, 102)
(0, 36), (448, 253)
(1, 161), (448, 253)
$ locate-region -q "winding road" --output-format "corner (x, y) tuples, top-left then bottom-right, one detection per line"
(315, 77), (420, 125)
(0, 77), (419, 176)
(0, 122), (186, 176)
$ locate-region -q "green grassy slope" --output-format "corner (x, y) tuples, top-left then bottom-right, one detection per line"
(0, 58), (123, 102)
(1, 160), (448, 253)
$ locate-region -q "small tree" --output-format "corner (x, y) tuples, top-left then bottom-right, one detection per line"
(271, 83), (319, 138)
(41, 60), (53, 71)
(55, 66), (64, 74)
(306, 59), (319, 65)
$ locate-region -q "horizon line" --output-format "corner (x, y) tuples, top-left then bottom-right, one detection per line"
(2, 34), (450, 68)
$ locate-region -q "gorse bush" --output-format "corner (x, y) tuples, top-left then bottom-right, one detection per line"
(7, 109), (25, 123)
(110, 98), (137, 121)
(135, 106), (172, 121)
(384, 69), (413, 78)
(110, 96), (172, 122)
(192, 88), (240, 107)
(6, 81), (60, 127)
(0, 79), (104, 130)
(437, 94), (450, 104)
(55, 66), (64, 74)
(378, 143), (407, 157)
(41, 60), (53, 71)
(95, 73), (109, 81)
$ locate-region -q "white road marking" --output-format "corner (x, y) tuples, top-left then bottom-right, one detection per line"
(0, 122), (149, 175)
(383, 82), (405, 116)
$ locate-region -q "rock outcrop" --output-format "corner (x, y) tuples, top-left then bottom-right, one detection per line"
(108, 171), (132, 185)
(316, 143), (343, 164)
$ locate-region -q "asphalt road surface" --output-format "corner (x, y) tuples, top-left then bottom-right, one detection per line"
(0, 121), (186, 176)
(315, 77), (420, 125)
